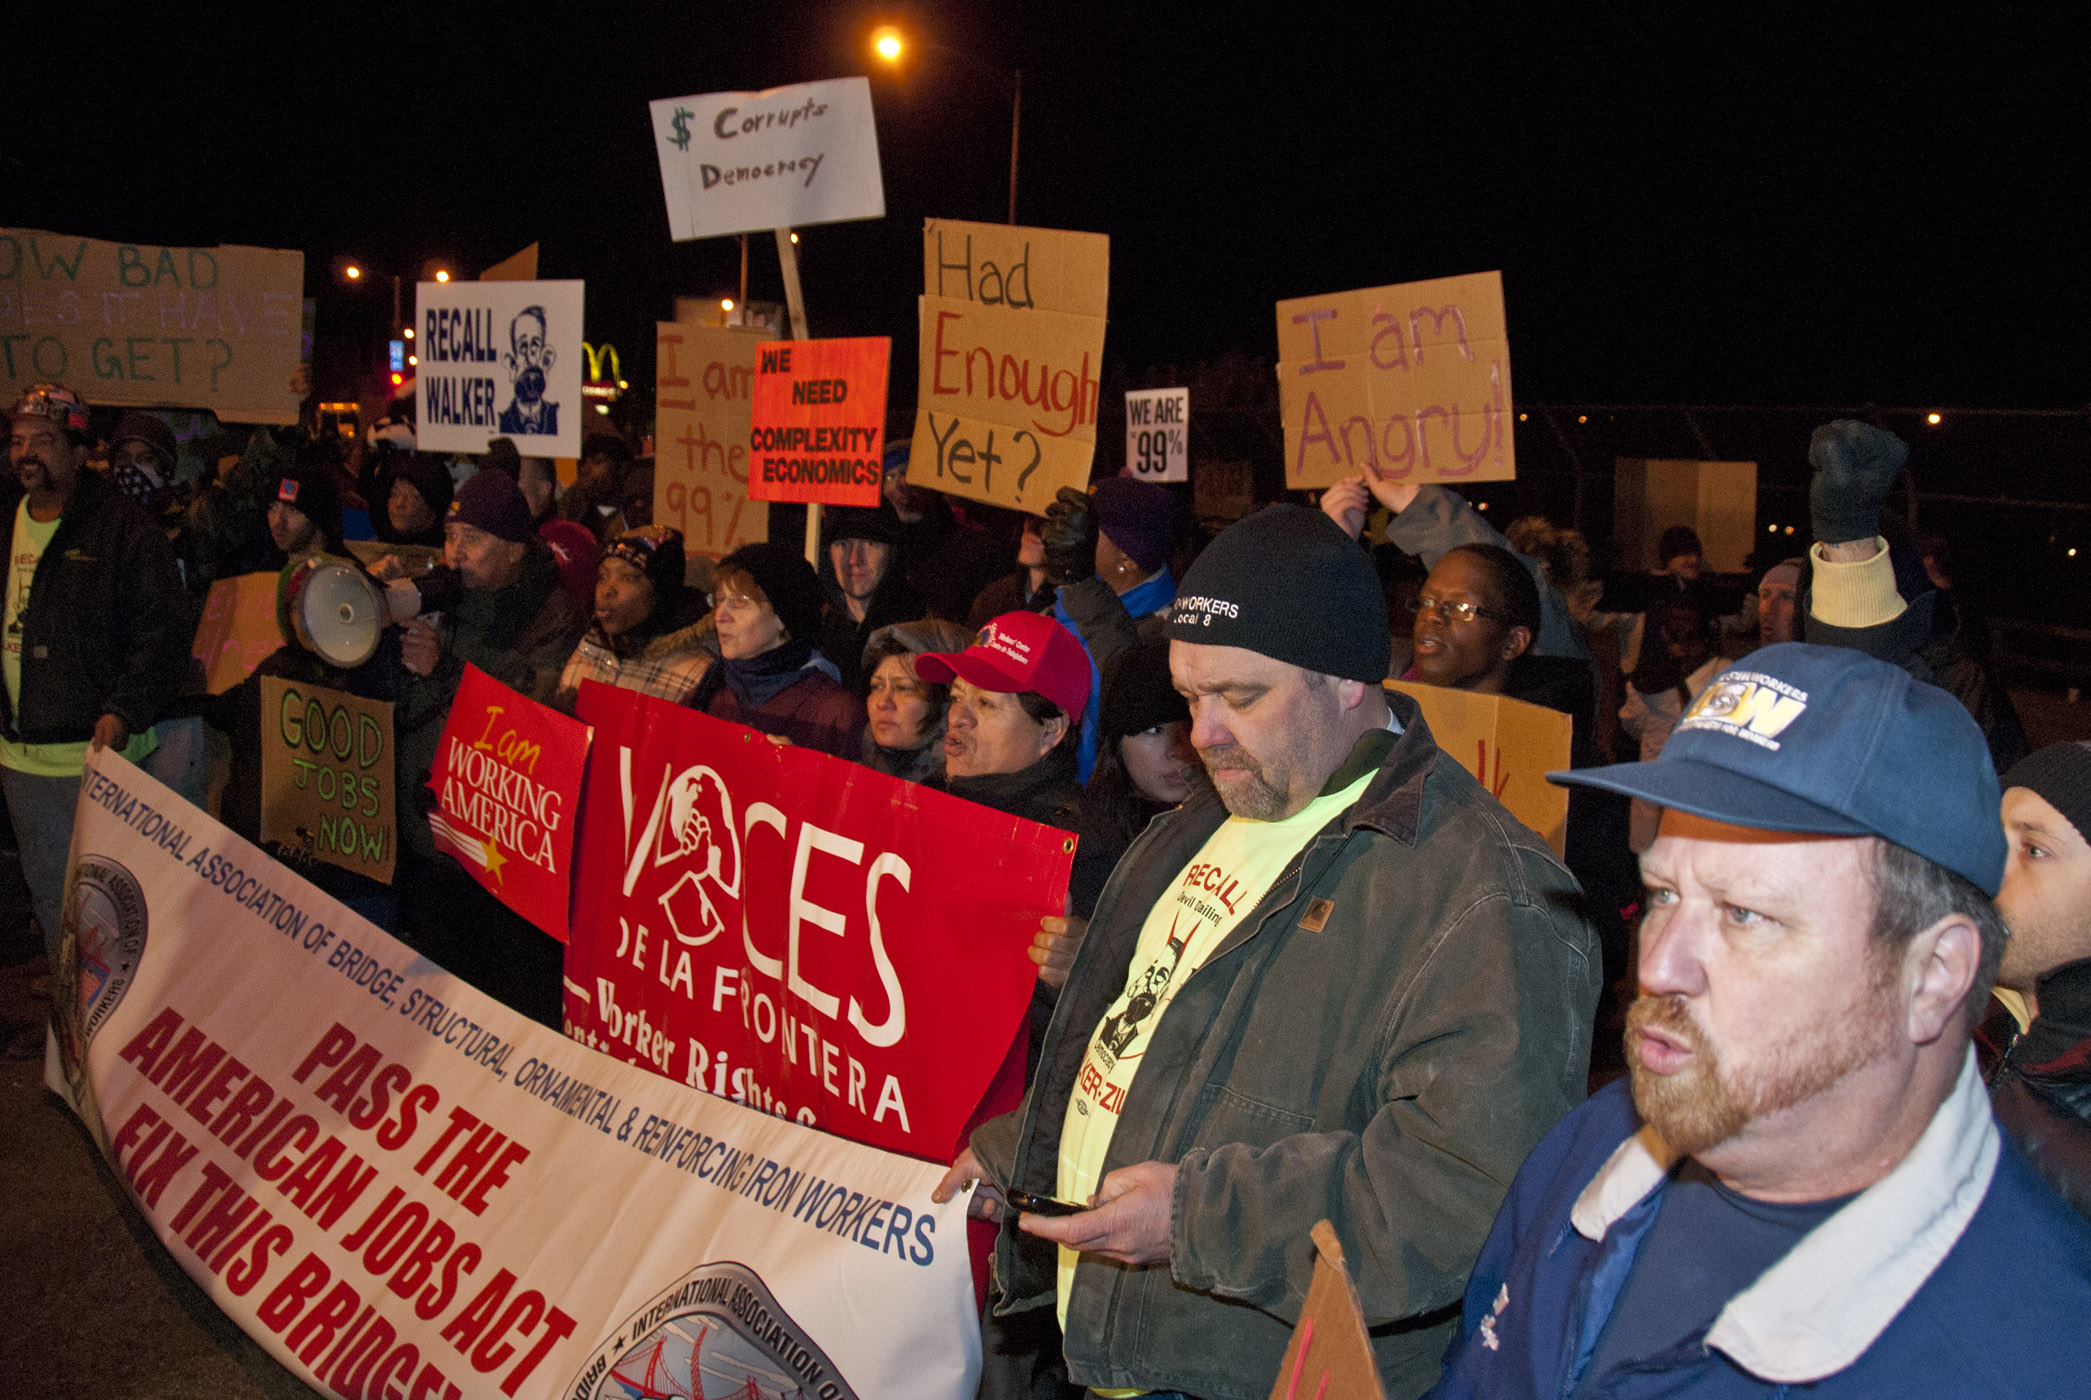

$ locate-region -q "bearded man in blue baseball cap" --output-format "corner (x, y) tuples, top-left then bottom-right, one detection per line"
(1431, 642), (2091, 1400)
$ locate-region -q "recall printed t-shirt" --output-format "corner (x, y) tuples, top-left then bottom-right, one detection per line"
(2, 500), (154, 777)
(1055, 769), (1374, 1329)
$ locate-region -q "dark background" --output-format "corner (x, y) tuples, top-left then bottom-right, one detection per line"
(8, 2), (2089, 630)
(10, 2), (2085, 405)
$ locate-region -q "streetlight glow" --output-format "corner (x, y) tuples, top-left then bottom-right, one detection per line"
(434, 269), (450, 283)
(1927, 412), (1942, 425)
(402, 327), (414, 339)
(721, 298), (735, 311)
(873, 26), (904, 61)
(344, 265), (362, 280)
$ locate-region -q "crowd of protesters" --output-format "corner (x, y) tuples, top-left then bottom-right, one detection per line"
(7, 375), (2091, 1398)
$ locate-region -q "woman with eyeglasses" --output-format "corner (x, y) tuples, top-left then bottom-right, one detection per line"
(685, 542), (862, 758)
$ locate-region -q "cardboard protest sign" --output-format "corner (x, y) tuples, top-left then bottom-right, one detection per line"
(1277, 271), (1514, 490)
(190, 572), (284, 695)
(655, 320), (768, 558)
(566, 684), (1073, 1160)
(0, 228), (304, 424)
(1614, 457), (1760, 574)
(51, 750), (982, 1400)
(1126, 387), (1189, 482)
(1266, 1222), (1387, 1400)
(258, 677), (396, 884)
(746, 336), (889, 506)
(1388, 681), (1570, 854)
(650, 78), (885, 241)
(414, 279), (585, 458)
(479, 243), (539, 281)
(910, 218), (1109, 514)
(426, 666), (593, 942)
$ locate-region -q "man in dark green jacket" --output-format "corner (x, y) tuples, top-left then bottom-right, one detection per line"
(936, 505), (1599, 1400)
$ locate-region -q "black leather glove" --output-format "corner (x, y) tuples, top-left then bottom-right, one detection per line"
(1808, 420), (1908, 547)
(1041, 486), (1098, 586)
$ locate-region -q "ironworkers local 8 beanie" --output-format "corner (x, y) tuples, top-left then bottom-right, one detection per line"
(1166, 504), (1390, 683)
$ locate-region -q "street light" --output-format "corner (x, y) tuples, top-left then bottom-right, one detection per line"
(871, 24), (1022, 224)
(434, 269), (451, 283)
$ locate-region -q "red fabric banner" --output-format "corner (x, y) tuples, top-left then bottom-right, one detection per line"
(426, 665), (594, 941)
(564, 682), (1072, 1160)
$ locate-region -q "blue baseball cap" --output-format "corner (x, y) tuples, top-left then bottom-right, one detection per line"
(1550, 643), (2005, 895)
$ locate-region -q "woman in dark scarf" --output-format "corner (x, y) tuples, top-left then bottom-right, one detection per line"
(686, 542), (861, 758)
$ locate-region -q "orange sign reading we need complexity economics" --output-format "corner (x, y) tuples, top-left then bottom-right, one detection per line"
(747, 335), (889, 506)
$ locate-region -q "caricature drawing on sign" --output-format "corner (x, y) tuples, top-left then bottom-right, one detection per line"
(498, 305), (561, 437)
(648, 765), (743, 946)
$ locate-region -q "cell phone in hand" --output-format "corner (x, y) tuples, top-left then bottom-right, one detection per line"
(1003, 1188), (1089, 1217)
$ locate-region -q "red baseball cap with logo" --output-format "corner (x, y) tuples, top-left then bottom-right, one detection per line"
(914, 610), (1092, 722)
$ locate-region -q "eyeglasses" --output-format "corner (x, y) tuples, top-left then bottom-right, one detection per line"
(707, 591), (762, 614)
(1408, 595), (1511, 625)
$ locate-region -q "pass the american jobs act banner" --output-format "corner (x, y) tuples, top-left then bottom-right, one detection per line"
(50, 750), (981, 1400)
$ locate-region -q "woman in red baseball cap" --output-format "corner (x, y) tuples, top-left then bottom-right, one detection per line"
(915, 612), (1125, 1064)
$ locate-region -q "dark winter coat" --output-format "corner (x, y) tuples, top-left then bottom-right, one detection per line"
(0, 470), (192, 745)
(1979, 959), (2091, 1221)
(972, 699), (1599, 1400)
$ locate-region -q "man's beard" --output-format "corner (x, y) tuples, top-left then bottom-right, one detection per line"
(514, 365), (548, 404)
(1626, 964), (1900, 1158)
(1199, 744), (1288, 820)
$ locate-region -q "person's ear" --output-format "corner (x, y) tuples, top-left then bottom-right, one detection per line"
(1903, 913), (1981, 1045)
(1038, 712), (1071, 758)
(542, 347), (556, 371)
(1503, 625), (1534, 662)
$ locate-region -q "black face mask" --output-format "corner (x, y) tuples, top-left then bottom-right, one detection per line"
(514, 365), (548, 402)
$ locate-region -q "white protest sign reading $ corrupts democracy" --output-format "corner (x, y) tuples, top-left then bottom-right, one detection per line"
(649, 78), (886, 241)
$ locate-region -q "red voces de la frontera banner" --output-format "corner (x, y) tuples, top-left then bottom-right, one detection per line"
(427, 665), (594, 941)
(566, 682), (1073, 1159)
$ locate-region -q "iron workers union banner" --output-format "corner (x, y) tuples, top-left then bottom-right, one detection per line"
(49, 750), (980, 1400)
(566, 683), (1074, 1160)
(428, 666), (593, 942)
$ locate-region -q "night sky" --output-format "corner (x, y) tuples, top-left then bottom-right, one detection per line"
(9, 3), (2086, 411)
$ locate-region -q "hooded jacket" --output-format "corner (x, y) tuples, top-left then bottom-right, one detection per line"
(1, 469), (192, 746)
(970, 692), (1599, 1400)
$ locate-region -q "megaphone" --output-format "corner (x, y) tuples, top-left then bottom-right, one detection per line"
(277, 555), (384, 669)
